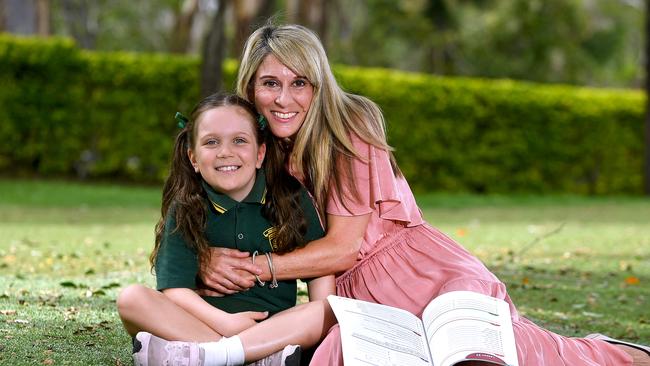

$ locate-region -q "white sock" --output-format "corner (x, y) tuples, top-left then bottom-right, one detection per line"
(201, 335), (245, 366)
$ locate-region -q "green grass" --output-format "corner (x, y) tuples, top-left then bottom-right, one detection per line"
(1, 179), (649, 365)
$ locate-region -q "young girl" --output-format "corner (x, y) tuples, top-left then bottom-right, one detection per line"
(116, 93), (335, 366)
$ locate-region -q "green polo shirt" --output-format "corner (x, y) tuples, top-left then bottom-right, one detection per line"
(154, 169), (324, 315)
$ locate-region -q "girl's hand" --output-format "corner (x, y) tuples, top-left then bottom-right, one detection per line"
(219, 311), (269, 337)
(197, 247), (261, 296)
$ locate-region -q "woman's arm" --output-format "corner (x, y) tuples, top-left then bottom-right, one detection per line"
(162, 288), (268, 337)
(307, 275), (336, 302)
(200, 213), (370, 293)
(267, 213), (370, 280)
(198, 248), (259, 295)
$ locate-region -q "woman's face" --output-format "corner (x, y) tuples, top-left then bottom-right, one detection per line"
(253, 54), (314, 140)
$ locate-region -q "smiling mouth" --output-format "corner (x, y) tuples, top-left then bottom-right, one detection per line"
(272, 111), (298, 119)
(216, 165), (240, 172)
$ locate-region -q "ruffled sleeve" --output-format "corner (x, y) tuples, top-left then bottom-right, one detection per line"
(326, 135), (423, 227)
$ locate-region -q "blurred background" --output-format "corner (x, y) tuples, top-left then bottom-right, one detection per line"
(1, 0), (644, 87)
(0, 0), (648, 195)
(1, 3), (650, 364)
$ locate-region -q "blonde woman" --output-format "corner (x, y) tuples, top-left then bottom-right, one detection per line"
(193, 23), (650, 366)
(143, 24), (648, 366)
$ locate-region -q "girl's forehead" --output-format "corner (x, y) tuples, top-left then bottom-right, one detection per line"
(197, 106), (255, 131)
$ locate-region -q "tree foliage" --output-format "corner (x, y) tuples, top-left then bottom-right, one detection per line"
(322, 0), (643, 88)
(3, 0), (641, 88)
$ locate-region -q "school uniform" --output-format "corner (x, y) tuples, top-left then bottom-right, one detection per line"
(155, 169), (324, 316)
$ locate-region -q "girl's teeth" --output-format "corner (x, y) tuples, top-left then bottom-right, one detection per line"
(217, 166), (238, 171)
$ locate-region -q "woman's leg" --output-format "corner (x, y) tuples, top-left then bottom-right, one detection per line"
(237, 299), (336, 363)
(617, 345), (650, 366)
(116, 284), (222, 342)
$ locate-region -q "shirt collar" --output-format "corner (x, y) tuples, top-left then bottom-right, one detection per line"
(202, 169), (267, 214)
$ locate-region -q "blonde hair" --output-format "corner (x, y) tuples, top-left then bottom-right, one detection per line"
(236, 24), (401, 219)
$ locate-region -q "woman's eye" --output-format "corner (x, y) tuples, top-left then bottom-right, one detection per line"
(263, 80), (279, 88)
(205, 139), (218, 145)
(293, 79), (308, 87)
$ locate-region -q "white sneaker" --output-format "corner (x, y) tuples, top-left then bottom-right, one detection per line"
(133, 331), (205, 366)
(246, 345), (301, 366)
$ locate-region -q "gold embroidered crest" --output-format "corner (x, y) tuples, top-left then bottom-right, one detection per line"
(263, 227), (278, 251)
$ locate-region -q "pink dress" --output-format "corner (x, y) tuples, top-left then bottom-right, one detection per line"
(309, 137), (631, 365)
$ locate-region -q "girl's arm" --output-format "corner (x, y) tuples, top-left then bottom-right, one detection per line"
(200, 213), (371, 294)
(162, 287), (268, 336)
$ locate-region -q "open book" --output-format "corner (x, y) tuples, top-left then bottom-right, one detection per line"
(327, 291), (519, 366)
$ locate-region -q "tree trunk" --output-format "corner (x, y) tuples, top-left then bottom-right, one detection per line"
(287, 0), (328, 48)
(169, 0), (199, 54)
(36, 0), (50, 36)
(60, 0), (98, 49)
(200, 0), (228, 97)
(645, 0), (650, 195)
(0, 0), (6, 31)
(232, 0), (275, 60)
(424, 0), (455, 75)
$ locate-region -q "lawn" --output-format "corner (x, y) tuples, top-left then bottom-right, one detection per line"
(0, 179), (649, 365)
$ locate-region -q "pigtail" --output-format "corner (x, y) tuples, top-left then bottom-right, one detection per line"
(151, 125), (210, 271)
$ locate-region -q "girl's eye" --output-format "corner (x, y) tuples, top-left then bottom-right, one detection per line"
(205, 139), (218, 145)
(234, 137), (247, 144)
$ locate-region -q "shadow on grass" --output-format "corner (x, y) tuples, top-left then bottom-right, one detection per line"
(1, 262), (648, 365)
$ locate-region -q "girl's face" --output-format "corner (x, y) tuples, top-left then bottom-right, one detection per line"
(188, 105), (265, 202)
(253, 54), (314, 140)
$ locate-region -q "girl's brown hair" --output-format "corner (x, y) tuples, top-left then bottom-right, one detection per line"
(150, 93), (310, 271)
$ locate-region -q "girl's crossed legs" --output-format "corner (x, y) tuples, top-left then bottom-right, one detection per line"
(117, 284), (336, 364)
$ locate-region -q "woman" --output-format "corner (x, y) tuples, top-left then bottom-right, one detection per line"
(198, 24), (649, 365)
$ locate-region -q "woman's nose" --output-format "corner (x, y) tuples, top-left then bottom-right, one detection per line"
(274, 86), (290, 106)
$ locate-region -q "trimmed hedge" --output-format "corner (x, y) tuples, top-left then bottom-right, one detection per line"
(337, 67), (644, 194)
(0, 34), (645, 193)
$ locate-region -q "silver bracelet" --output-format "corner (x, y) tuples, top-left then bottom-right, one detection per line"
(265, 252), (278, 288)
(251, 251), (265, 287)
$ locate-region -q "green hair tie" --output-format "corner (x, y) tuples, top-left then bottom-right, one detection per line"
(175, 112), (188, 129)
(258, 115), (267, 130)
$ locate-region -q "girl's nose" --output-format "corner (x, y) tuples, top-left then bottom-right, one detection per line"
(216, 144), (233, 157)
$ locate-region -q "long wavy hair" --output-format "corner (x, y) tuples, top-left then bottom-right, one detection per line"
(236, 23), (401, 221)
(150, 93), (309, 271)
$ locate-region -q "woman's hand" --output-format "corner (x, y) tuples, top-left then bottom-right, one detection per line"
(197, 248), (262, 296)
(218, 310), (269, 337)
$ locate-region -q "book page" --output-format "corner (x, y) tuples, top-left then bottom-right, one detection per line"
(421, 291), (519, 366)
(327, 295), (432, 366)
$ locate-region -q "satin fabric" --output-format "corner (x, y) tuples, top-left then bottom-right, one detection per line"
(308, 136), (631, 366)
